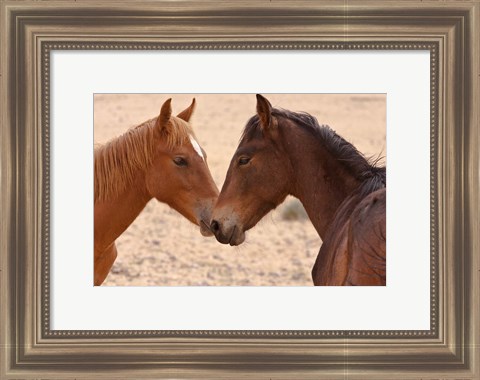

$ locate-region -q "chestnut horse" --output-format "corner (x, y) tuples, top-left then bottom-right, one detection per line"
(211, 95), (386, 286)
(94, 98), (219, 285)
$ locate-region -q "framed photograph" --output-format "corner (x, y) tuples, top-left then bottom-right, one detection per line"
(1, 1), (478, 379)
(92, 93), (387, 288)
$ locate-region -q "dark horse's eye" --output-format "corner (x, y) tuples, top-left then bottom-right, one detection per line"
(238, 157), (251, 166)
(173, 157), (188, 167)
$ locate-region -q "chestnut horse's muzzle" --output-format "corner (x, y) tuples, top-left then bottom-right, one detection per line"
(199, 219), (214, 237)
(196, 199), (218, 237)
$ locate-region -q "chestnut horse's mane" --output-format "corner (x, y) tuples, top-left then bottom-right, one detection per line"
(94, 117), (193, 203)
(241, 108), (386, 196)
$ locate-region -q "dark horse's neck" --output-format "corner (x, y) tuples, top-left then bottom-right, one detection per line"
(281, 119), (377, 240)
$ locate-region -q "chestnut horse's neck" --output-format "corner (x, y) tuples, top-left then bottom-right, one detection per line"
(94, 171), (151, 250)
(281, 122), (366, 240)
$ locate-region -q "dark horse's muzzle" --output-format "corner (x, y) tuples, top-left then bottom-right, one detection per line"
(210, 220), (229, 244)
(210, 219), (244, 246)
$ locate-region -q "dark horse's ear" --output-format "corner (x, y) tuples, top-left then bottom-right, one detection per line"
(256, 94), (273, 130)
(177, 98), (196, 122)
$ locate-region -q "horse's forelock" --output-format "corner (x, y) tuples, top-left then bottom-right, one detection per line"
(239, 115), (263, 143)
(162, 116), (195, 149)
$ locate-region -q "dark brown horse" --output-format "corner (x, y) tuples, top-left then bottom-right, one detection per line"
(210, 94), (386, 286)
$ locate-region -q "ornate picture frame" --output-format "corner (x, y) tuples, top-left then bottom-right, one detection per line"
(1, 1), (478, 378)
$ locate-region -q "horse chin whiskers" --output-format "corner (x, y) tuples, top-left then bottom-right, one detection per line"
(234, 239), (250, 253)
(228, 226), (236, 245)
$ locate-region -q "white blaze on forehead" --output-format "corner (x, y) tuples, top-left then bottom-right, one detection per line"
(189, 135), (205, 160)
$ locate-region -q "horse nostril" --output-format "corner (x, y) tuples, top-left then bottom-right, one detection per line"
(210, 220), (220, 233)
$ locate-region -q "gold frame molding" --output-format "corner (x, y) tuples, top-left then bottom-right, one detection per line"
(1, 1), (478, 378)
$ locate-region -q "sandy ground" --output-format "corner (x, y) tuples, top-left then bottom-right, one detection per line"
(94, 94), (385, 286)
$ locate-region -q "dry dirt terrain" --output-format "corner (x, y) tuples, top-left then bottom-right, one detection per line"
(94, 94), (386, 286)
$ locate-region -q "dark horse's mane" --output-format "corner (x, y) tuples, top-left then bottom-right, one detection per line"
(241, 108), (386, 197)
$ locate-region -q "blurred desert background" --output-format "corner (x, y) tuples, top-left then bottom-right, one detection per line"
(94, 94), (386, 286)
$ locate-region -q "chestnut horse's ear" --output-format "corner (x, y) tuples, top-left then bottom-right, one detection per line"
(177, 98), (196, 122)
(156, 98), (172, 128)
(256, 94), (273, 129)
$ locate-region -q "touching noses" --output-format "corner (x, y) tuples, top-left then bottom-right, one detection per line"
(210, 218), (230, 244)
(210, 219), (220, 234)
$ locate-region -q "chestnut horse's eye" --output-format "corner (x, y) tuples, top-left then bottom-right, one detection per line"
(173, 157), (188, 167)
(238, 157), (251, 166)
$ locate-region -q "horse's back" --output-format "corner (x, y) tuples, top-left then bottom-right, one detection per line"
(345, 188), (386, 285)
(312, 188), (386, 286)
